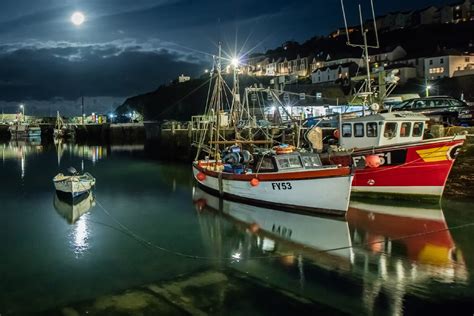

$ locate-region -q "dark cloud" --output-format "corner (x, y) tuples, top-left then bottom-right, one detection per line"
(0, 41), (205, 103)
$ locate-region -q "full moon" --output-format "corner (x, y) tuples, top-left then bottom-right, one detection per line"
(71, 12), (85, 26)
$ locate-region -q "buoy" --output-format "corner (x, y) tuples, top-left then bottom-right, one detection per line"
(196, 172), (206, 181)
(250, 178), (260, 187)
(365, 155), (381, 168)
(333, 129), (340, 139)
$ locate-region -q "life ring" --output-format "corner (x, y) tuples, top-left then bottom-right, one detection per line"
(273, 145), (295, 154)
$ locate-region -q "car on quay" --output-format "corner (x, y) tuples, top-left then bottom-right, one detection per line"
(390, 96), (474, 126)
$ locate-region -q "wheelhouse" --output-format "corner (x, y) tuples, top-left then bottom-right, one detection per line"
(339, 111), (428, 149)
(252, 152), (323, 173)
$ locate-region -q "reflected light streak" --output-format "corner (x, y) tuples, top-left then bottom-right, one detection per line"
(20, 157), (25, 179)
(70, 214), (90, 257)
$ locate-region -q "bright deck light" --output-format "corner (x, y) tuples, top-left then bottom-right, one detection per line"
(231, 57), (239, 67)
(71, 12), (85, 26)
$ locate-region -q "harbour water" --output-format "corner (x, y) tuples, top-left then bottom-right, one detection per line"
(1, 140), (474, 315)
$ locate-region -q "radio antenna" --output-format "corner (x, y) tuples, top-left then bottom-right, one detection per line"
(340, 0), (380, 107)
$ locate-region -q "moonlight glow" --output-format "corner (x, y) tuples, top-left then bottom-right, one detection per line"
(71, 12), (85, 26)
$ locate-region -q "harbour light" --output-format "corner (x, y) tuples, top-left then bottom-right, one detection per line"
(231, 57), (240, 68)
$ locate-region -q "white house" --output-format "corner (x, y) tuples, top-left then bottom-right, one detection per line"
(324, 57), (364, 68)
(311, 62), (358, 84)
(424, 55), (474, 79)
(178, 74), (191, 83)
(387, 57), (425, 77)
(265, 58), (281, 76)
(369, 46), (407, 64)
(440, 0), (472, 23)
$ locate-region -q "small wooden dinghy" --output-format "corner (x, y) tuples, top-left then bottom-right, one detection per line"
(53, 167), (96, 198)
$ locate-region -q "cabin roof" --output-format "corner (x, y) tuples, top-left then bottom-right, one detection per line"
(343, 111), (428, 123)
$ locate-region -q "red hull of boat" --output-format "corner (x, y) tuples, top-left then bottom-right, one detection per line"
(333, 136), (465, 199)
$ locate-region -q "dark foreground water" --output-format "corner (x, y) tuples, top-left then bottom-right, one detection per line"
(1, 140), (474, 315)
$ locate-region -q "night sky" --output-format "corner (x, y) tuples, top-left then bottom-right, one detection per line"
(0, 0), (449, 115)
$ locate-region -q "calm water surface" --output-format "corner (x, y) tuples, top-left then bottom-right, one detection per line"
(1, 140), (474, 315)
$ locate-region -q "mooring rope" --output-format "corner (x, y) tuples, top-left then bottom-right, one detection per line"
(90, 199), (474, 262)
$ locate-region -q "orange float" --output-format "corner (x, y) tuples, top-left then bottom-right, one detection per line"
(365, 155), (381, 168)
(196, 172), (206, 181)
(250, 178), (260, 187)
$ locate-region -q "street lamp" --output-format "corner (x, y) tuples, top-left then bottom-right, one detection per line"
(426, 84), (432, 97)
(19, 104), (25, 122)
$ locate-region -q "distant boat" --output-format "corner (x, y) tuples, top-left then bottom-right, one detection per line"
(53, 191), (96, 224)
(54, 111), (74, 139)
(53, 167), (95, 198)
(9, 123), (41, 139)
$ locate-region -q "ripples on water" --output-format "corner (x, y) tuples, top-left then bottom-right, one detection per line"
(1, 140), (473, 315)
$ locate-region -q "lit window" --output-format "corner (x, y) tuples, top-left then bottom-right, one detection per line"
(400, 122), (411, 137)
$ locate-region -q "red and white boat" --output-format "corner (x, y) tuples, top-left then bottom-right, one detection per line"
(193, 150), (353, 215)
(325, 111), (465, 201)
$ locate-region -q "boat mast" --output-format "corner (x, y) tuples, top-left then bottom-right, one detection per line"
(341, 0), (380, 114)
(231, 57), (241, 140)
(213, 43), (223, 166)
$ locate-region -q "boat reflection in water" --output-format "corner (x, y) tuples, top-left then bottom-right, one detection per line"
(53, 191), (96, 224)
(192, 187), (468, 315)
(1, 140), (43, 178)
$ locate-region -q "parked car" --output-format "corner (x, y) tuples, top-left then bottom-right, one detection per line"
(391, 96), (474, 126)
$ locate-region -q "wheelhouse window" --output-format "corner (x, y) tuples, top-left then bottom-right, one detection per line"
(276, 155), (303, 169)
(366, 122), (378, 137)
(301, 154), (322, 168)
(342, 123), (352, 137)
(412, 122), (424, 137)
(255, 157), (276, 172)
(400, 122), (411, 137)
(384, 123), (397, 138)
(354, 123), (364, 137)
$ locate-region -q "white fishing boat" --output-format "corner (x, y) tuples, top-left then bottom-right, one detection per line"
(192, 45), (353, 215)
(53, 111), (74, 139)
(53, 191), (96, 224)
(9, 124), (41, 139)
(193, 150), (353, 215)
(53, 167), (95, 198)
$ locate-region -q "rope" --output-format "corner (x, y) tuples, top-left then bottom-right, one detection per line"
(88, 198), (474, 262)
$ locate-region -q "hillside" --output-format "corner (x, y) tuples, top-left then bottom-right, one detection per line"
(117, 75), (272, 121)
(117, 21), (474, 121)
